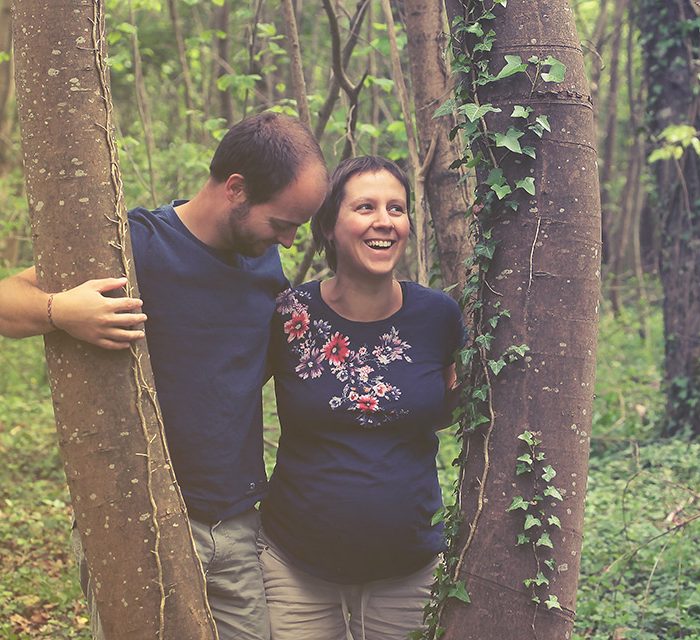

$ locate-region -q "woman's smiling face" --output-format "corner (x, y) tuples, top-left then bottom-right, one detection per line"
(329, 170), (410, 279)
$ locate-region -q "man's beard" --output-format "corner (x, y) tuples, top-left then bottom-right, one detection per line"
(227, 202), (267, 257)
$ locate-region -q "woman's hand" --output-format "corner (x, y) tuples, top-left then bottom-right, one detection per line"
(51, 277), (147, 350)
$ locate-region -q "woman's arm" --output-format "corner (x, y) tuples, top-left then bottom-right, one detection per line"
(0, 267), (147, 349)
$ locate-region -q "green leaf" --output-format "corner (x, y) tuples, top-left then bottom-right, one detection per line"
(448, 581), (471, 603)
(511, 105), (532, 118)
(522, 146), (537, 159)
(485, 167), (505, 186)
(542, 465), (556, 482)
(517, 453), (533, 465)
(536, 532), (554, 548)
(534, 571), (550, 586)
(524, 514), (542, 530)
(516, 177), (536, 195)
(544, 559), (556, 570)
(518, 430), (536, 446)
(545, 594), (563, 610)
(548, 515), (562, 529)
(535, 115), (551, 132)
(458, 103), (502, 123)
(431, 507), (447, 526)
(472, 386), (489, 401)
(433, 98), (456, 119)
(494, 55), (528, 80)
(491, 183), (512, 199)
(544, 486), (564, 501)
(541, 57), (566, 83)
(507, 496), (530, 512)
(488, 359), (506, 375)
(495, 128), (525, 154)
(516, 533), (530, 545)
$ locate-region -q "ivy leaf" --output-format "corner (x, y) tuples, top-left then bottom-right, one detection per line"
(541, 465), (556, 482)
(524, 514), (542, 530)
(518, 430), (536, 446)
(516, 177), (536, 195)
(488, 359), (507, 375)
(495, 127), (525, 154)
(494, 55), (528, 80)
(433, 98), (456, 119)
(472, 386), (489, 401)
(517, 453), (533, 465)
(544, 559), (556, 570)
(507, 496), (530, 512)
(522, 146), (537, 159)
(511, 105), (532, 118)
(534, 571), (550, 586)
(544, 485), (564, 501)
(491, 183), (513, 199)
(516, 462), (532, 476)
(448, 581), (471, 603)
(431, 506), (447, 526)
(541, 56), (566, 83)
(545, 594), (563, 611)
(458, 103), (502, 123)
(536, 532), (554, 548)
(485, 167), (505, 186)
(548, 515), (562, 529)
(535, 115), (551, 132)
(516, 533), (530, 545)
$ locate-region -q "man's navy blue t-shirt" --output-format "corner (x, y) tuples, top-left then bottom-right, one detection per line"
(128, 203), (288, 523)
(261, 280), (465, 583)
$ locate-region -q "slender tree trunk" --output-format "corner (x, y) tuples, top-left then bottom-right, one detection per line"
(281, 0), (311, 126)
(11, 2), (217, 638)
(599, 0), (627, 275)
(638, 0), (700, 436)
(403, 0), (471, 294)
(440, 1), (599, 638)
(167, 0), (196, 141)
(214, 1), (234, 124)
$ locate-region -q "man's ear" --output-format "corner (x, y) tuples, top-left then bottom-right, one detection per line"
(224, 173), (247, 204)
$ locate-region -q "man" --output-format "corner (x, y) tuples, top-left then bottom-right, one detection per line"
(0, 111), (328, 640)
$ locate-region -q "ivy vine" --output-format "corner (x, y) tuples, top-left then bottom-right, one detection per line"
(414, 1), (569, 637)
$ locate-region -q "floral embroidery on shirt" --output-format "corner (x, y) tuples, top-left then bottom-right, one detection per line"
(276, 288), (412, 427)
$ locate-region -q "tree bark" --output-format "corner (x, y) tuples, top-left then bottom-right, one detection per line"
(11, 2), (217, 638)
(638, 0), (700, 436)
(403, 0), (471, 294)
(441, 1), (599, 638)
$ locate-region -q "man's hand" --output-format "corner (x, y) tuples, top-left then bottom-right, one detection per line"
(51, 277), (147, 350)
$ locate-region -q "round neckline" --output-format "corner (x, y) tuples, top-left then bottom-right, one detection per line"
(314, 279), (407, 325)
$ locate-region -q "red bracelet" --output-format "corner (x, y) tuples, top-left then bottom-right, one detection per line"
(47, 293), (57, 329)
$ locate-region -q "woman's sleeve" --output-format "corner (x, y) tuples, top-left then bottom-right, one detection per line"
(444, 295), (468, 366)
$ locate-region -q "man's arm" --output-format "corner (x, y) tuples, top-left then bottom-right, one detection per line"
(0, 267), (147, 350)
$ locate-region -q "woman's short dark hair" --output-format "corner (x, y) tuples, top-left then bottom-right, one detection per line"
(311, 156), (412, 272)
(209, 112), (325, 205)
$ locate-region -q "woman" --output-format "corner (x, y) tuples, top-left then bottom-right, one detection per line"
(260, 156), (465, 640)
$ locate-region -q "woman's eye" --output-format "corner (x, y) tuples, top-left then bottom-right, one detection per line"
(357, 203), (373, 212)
(389, 205), (405, 214)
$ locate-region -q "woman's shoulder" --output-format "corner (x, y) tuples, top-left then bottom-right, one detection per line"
(402, 281), (461, 317)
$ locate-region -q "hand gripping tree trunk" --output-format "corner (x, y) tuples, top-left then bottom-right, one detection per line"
(11, 2), (217, 638)
(438, 1), (600, 638)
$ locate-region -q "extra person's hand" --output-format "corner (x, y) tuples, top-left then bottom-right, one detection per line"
(50, 277), (147, 350)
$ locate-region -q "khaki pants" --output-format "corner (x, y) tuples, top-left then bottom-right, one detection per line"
(258, 529), (437, 640)
(71, 509), (270, 640)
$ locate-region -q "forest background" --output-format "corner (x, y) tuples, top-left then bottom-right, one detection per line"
(0, 0), (699, 638)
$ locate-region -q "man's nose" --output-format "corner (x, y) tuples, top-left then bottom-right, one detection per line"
(278, 228), (297, 249)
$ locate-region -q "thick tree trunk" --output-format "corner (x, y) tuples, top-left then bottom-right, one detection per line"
(638, 0), (700, 437)
(11, 2), (217, 638)
(441, 1), (599, 638)
(403, 0), (471, 294)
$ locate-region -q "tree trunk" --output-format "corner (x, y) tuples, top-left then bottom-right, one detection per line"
(440, 1), (599, 638)
(11, 2), (218, 638)
(638, 0), (700, 437)
(403, 0), (471, 294)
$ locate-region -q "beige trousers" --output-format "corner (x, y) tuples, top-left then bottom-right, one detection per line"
(258, 529), (437, 640)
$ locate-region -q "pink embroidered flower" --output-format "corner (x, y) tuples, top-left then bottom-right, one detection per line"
(357, 395), (378, 413)
(374, 381), (390, 397)
(284, 309), (310, 342)
(295, 349), (324, 379)
(322, 332), (350, 364)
